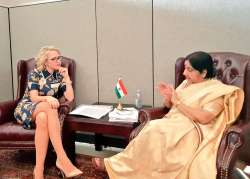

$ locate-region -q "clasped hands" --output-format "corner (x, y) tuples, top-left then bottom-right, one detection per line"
(44, 96), (59, 109)
(157, 82), (180, 106)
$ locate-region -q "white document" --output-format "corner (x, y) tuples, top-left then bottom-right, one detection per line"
(69, 104), (113, 119)
(109, 107), (138, 123)
(244, 166), (250, 175)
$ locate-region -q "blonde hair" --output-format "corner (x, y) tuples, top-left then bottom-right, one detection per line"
(35, 46), (60, 71)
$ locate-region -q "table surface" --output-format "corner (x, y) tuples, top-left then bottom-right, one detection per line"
(65, 113), (134, 127)
(66, 102), (138, 125)
(64, 102), (151, 137)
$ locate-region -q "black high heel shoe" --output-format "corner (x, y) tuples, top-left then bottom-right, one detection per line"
(56, 161), (83, 178)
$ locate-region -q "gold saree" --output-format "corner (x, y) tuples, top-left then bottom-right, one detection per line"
(104, 79), (244, 179)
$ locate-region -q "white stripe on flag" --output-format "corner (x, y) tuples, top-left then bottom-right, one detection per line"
(116, 82), (125, 97)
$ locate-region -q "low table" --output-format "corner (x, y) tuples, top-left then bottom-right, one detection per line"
(62, 103), (139, 162)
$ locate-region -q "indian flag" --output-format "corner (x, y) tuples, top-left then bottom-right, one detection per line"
(114, 78), (128, 99)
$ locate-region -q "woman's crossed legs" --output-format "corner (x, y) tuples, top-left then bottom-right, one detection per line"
(32, 102), (82, 178)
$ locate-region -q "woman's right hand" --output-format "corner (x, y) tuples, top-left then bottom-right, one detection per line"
(45, 96), (60, 109)
(157, 82), (173, 97)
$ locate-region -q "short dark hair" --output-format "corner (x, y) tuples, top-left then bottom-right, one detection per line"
(186, 51), (215, 79)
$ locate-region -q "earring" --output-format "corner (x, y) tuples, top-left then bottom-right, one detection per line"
(202, 72), (206, 78)
(201, 70), (207, 78)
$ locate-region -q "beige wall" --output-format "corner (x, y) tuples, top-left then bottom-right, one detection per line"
(0, 0), (9, 7)
(9, 0), (98, 104)
(153, 0), (250, 106)
(0, 0), (62, 7)
(2, 0), (250, 107)
(96, 0), (153, 105)
(0, 7), (12, 101)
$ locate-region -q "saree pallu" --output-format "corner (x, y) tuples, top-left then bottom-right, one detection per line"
(104, 79), (244, 179)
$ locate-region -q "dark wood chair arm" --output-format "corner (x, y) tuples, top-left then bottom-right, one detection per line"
(138, 106), (170, 123)
(58, 99), (75, 117)
(58, 100), (75, 130)
(0, 99), (19, 124)
(129, 107), (170, 141)
(217, 121), (250, 179)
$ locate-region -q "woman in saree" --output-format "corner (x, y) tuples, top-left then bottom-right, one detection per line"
(92, 51), (244, 179)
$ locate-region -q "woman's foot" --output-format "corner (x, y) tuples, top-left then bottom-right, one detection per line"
(56, 160), (83, 178)
(92, 157), (106, 172)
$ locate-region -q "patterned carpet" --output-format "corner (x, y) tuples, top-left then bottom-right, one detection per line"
(0, 149), (108, 179)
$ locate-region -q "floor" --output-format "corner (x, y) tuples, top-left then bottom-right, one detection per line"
(76, 142), (250, 178)
(0, 149), (109, 179)
(75, 142), (123, 158)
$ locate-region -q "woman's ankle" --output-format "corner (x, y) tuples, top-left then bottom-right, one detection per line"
(92, 157), (106, 172)
(33, 166), (44, 179)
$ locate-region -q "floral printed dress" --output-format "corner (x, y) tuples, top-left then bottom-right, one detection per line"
(14, 69), (66, 129)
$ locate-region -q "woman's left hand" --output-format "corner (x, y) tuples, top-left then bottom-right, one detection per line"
(157, 82), (173, 98)
(170, 87), (180, 106)
(58, 67), (69, 78)
(58, 67), (71, 83)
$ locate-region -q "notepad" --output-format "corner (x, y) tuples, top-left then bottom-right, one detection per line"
(69, 104), (113, 119)
(109, 107), (138, 123)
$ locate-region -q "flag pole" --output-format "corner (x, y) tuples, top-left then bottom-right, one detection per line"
(116, 99), (123, 111)
(115, 76), (126, 111)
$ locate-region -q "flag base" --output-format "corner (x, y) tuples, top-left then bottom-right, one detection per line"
(116, 102), (123, 111)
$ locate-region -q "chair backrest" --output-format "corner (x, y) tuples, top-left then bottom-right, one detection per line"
(16, 57), (76, 100)
(175, 52), (250, 123)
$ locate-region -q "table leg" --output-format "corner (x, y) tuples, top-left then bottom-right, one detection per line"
(62, 128), (76, 164)
(94, 133), (103, 151)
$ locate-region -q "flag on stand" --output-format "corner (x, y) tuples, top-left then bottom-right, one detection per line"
(114, 78), (128, 99)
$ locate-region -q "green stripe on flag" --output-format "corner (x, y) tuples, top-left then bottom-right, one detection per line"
(114, 86), (122, 99)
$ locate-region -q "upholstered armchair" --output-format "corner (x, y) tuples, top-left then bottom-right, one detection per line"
(134, 52), (250, 179)
(0, 57), (75, 151)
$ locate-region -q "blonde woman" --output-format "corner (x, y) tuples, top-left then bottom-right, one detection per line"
(14, 46), (82, 178)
